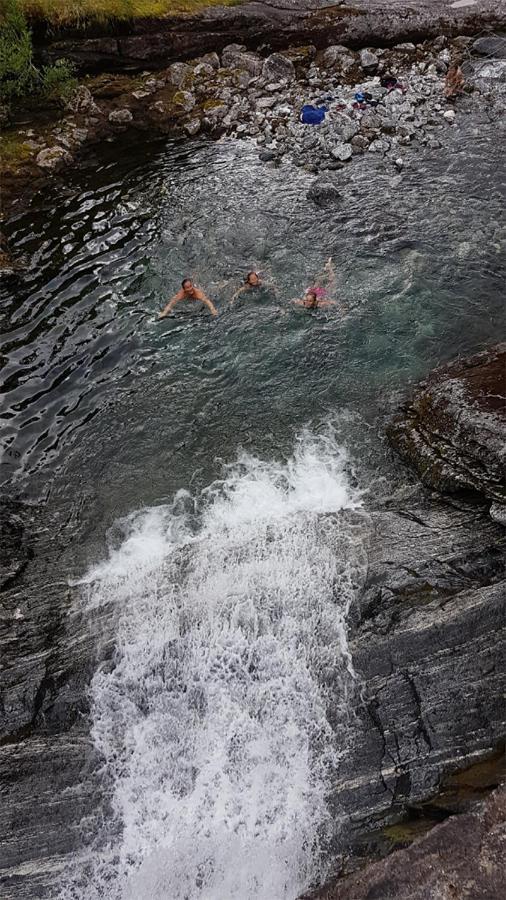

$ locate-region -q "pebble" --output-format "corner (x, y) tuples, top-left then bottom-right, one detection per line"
(331, 143), (353, 161)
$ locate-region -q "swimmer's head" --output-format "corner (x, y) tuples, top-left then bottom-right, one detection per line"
(245, 271), (260, 286)
(182, 278), (194, 292)
(305, 290), (318, 307)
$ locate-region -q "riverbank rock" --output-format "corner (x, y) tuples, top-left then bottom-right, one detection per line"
(222, 45), (263, 76)
(108, 107), (133, 125)
(308, 785), (506, 900)
(473, 35), (506, 58)
(262, 52), (296, 82)
(360, 48), (379, 74)
(35, 1), (506, 75)
(35, 146), (73, 170)
(388, 343), (506, 507)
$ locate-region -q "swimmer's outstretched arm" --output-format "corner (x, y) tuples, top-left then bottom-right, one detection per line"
(229, 285), (246, 306)
(159, 290), (184, 318)
(198, 291), (218, 316)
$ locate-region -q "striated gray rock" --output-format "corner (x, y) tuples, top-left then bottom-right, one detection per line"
(334, 494), (505, 843)
(0, 502), (32, 590)
(388, 343), (506, 507)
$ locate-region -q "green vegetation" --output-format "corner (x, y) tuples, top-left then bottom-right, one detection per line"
(19, 0), (240, 28)
(0, 0), (77, 104)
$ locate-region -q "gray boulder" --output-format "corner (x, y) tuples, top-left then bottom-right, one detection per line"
(360, 48), (379, 74)
(331, 142), (353, 161)
(472, 35), (506, 58)
(184, 118), (201, 136)
(35, 146), (73, 170)
(167, 62), (192, 87)
(222, 45), (263, 76)
(194, 51), (220, 70)
(172, 91), (196, 113)
(262, 53), (296, 82)
(108, 108), (133, 125)
(322, 44), (353, 69)
(307, 177), (341, 207)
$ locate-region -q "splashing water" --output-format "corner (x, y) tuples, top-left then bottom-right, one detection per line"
(63, 432), (368, 900)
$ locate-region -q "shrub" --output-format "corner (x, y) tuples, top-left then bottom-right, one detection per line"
(40, 58), (77, 102)
(0, 0), (36, 101)
(0, 0), (76, 105)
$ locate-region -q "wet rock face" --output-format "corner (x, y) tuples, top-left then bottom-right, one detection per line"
(0, 502), (32, 590)
(387, 343), (506, 507)
(334, 495), (506, 838)
(1, 491), (504, 895)
(309, 785), (506, 900)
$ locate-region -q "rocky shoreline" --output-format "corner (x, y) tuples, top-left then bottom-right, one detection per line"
(1, 18), (505, 231)
(34, 0), (506, 73)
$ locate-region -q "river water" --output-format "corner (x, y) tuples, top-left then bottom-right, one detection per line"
(1, 119), (505, 898)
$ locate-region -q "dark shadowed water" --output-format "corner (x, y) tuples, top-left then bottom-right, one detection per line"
(1, 121), (504, 898)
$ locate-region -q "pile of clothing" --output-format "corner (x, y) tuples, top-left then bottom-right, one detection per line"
(299, 75), (408, 123)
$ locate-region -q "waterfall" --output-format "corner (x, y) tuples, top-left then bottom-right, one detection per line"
(62, 430), (368, 900)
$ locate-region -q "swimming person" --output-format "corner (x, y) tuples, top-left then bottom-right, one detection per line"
(292, 258), (345, 311)
(230, 271), (270, 306)
(159, 278), (218, 318)
(292, 290), (337, 310)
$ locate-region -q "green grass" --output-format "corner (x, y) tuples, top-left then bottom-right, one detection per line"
(18, 0), (240, 28)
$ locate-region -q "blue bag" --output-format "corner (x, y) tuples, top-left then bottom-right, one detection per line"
(300, 104), (327, 125)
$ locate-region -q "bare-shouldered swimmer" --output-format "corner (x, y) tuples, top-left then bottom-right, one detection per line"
(159, 278), (218, 318)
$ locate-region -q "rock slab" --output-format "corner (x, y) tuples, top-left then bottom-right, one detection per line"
(388, 343), (506, 506)
(309, 784), (506, 899)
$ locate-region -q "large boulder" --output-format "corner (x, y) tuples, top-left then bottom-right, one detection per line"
(388, 344), (506, 507)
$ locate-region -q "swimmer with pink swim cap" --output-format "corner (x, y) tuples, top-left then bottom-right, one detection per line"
(292, 258), (345, 310)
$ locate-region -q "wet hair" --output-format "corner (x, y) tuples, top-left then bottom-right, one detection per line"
(305, 290), (318, 305)
(182, 278), (193, 289)
(245, 271), (258, 284)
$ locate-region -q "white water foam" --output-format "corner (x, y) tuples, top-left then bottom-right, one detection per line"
(63, 431), (368, 900)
